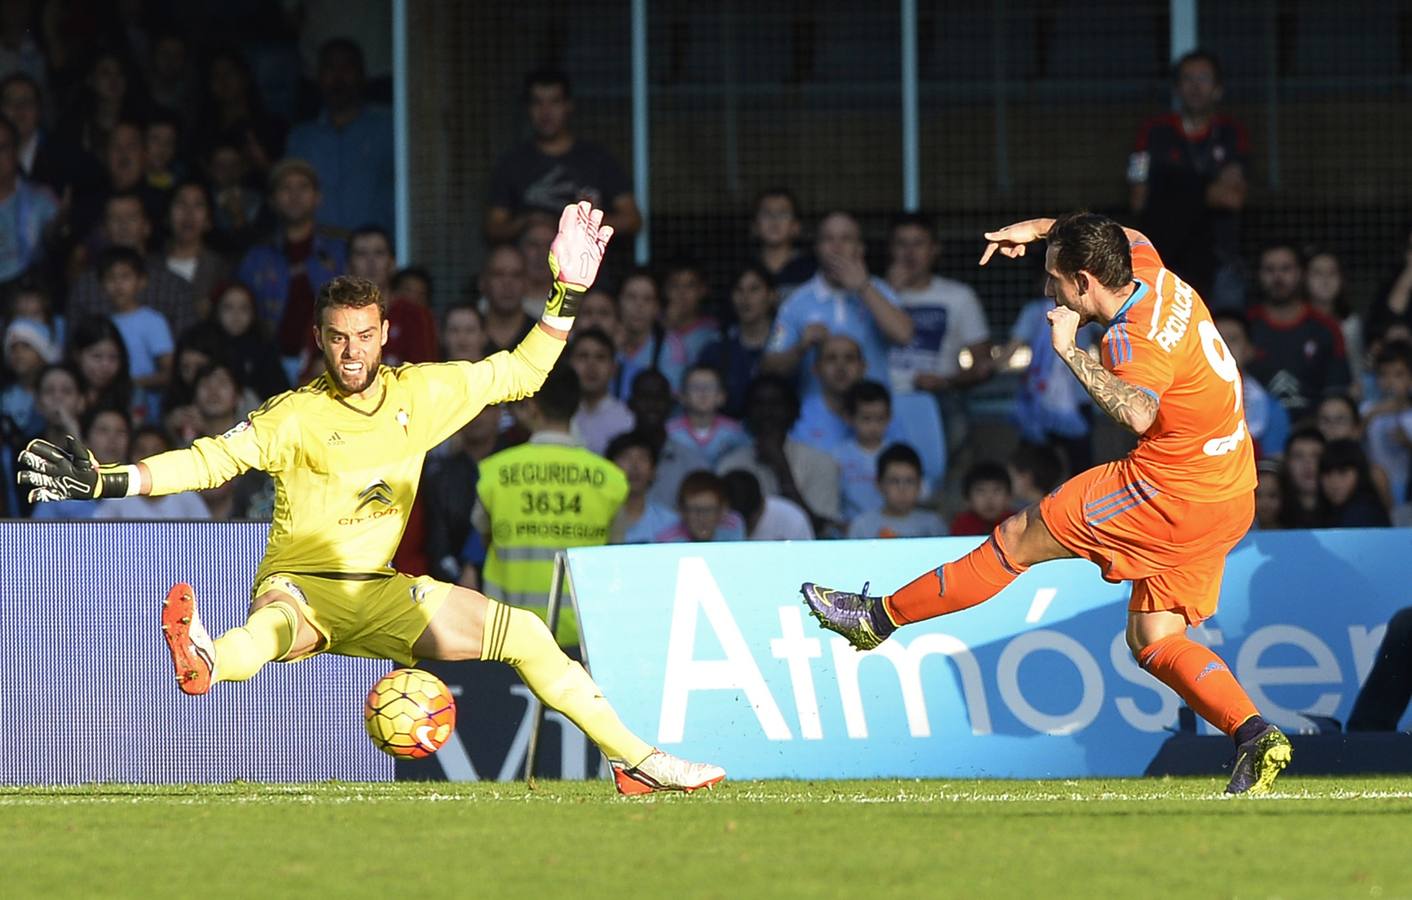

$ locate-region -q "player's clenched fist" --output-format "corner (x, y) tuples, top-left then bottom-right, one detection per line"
(16, 435), (133, 502)
(1047, 305), (1082, 355)
(543, 200), (615, 329)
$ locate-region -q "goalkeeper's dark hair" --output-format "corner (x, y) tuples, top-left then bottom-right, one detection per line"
(1047, 211), (1133, 292)
(533, 360), (581, 423)
(315, 275), (387, 324)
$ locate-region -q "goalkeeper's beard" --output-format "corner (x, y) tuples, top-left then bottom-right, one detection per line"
(326, 350), (382, 395)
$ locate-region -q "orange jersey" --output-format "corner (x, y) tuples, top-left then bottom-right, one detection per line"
(1100, 237), (1256, 502)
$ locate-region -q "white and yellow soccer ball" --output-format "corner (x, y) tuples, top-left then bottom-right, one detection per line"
(364, 668), (457, 759)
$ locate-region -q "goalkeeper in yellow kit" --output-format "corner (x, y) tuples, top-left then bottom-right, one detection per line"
(17, 201), (724, 795)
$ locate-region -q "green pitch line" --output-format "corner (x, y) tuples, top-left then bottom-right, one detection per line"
(2, 778), (1410, 900)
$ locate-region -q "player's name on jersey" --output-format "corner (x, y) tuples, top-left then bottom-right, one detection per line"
(1154, 277), (1195, 351)
(496, 462), (612, 488)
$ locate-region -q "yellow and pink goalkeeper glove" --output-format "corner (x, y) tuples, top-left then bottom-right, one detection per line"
(542, 200), (615, 331)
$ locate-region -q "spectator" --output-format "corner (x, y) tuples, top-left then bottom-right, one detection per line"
(763, 210), (914, 399)
(236, 158), (346, 366)
(569, 326), (634, 455)
(717, 373), (842, 534)
(1007, 442), (1064, 507)
(205, 280), (288, 401)
(748, 187), (815, 297)
(197, 46), (286, 179)
(698, 264), (778, 419)
(1346, 606), (1412, 732)
(627, 368), (709, 510)
(1366, 225), (1412, 343)
(473, 362), (628, 644)
(392, 265), (433, 309)
(0, 0), (48, 100)
(1128, 49), (1248, 308)
(1006, 294), (1101, 471)
(1213, 309), (1289, 460)
(884, 212), (993, 399)
(832, 380), (895, 522)
(653, 470), (747, 543)
(203, 136), (267, 254)
(662, 258), (718, 364)
(286, 39), (393, 233)
(32, 362), (85, 449)
(92, 422), (210, 519)
(187, 359), (248, 438)
(145, 32), (198, 132)
(1, 72), (88, 196)
(2, 315), (58, 438)
(423, 407), (500, 587)
(441, 302), (486, 363)
(484, 68), (640, 245)
(1360, 341), (1412, 510)
(721, 468), (814, 541)
(143, 107), (184, 192)
(950, 461), (1013, 537)
(666, 364), (748, 467)
(162, 181), (231, 321)
(576, 288), (620, 345)
(67, 315), (132, 419)
(479, 243), (536, 355)
(1316, 439), (1390, 528)
(1247, 242), (1350, 417)
(0, 112), (58, 287)
(792, 334), (903, 454)
(69, 119), (168, 238)
(31, 405), (132, 521)
(607, 429), (677, 545)
(515, 213), (557, 318)
(1305, 248), (1364, 393)
(98, 246), (172, 412)
(346, 226), (437, 367)
(618, 267), (688, 392)
(1253, 459), (1282, 531)
(69, 191), (199, 336)
(55, 50), (148, 189)
(845, 444), (947, 539)
(1278, 427), (1324, 529)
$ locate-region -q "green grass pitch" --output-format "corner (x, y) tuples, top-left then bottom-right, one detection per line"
(3, 777), (1410, 899)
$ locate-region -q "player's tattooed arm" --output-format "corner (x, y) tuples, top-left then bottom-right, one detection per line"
(1060, 346), (1159, 435)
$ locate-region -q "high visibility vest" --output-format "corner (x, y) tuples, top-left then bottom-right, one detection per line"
(477, 441), (628, 644)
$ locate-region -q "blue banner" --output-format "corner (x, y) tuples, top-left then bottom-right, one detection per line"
(568, 530), (1412, 779)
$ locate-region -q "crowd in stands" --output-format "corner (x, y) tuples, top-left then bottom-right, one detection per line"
(2, 22), (1410, 591)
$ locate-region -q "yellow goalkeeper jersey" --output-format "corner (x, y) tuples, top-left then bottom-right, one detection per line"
(142, 327), (564, 584)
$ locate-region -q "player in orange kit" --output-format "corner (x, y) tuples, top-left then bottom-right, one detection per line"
(803, 212), (1291, 795)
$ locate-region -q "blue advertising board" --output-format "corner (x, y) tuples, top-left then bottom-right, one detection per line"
(567, 530), (1412, 780)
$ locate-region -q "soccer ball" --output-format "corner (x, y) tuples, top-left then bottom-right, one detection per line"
(364, 668), (457, 759)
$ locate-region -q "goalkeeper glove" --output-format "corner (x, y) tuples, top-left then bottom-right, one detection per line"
(16, 435), (138, 502)
(543, 200), (615, 331)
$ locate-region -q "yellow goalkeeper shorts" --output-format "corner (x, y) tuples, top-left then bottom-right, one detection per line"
(252, 571), (453, 666)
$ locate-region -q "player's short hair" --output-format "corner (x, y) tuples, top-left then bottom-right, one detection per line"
(1009, 442), (1064, 493)
(876, 442), (922, 482)
(1173, 49), (1223, 85)
(722, 468), (764, 521)
(844, 379), (891, 417)
(963, 460), (1011, 496)
(890, 211), (937, 242)
(1374, 339), (1412, 374)
(348, 225), (393, 255)
(534, 360), (581, 421)
(677, 469), (728, 507)
(1047, 212), (1132, 291)
(605, 429), (660, 467)
(524, 66), (572, 100)
(97, 246), (147, 280)
(569, 326), (615, 357)
(315, 275), (386, 323)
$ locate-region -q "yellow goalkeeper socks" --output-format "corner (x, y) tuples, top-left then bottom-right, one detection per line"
(212, 604), (297, 683)
(480, 599), (653, 767)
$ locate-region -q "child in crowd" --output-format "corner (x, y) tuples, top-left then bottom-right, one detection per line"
(949, 461), (1013, 536)
(662, 258), (719, 363)
(608, 430), (678, 544)
(654, 469), (747, 543)
(846, 444), (947, 539)
(2, 317), (60, 439)
(666, 364), (749, 466)
(832, 380), (894, 520)
(1007, 442), (1064, 507)
(99, 247), (173, 419)
(68, 316), (134, 421)
(1361, 341), (1412, 509)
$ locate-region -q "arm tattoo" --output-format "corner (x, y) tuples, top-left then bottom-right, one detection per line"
(1060, 346), (1159, 435)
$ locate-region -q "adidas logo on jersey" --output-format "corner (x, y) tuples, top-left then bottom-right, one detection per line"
(327, 431), (345, 446)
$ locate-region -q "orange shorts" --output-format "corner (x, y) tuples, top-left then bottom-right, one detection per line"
(1038, 460), (1253, 625)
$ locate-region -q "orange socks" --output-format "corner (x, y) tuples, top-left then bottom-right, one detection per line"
(1138, 634), (1258, 737)
(883, 529), (1029, 625)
